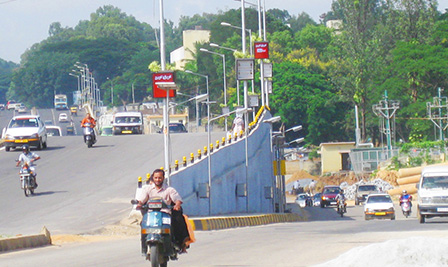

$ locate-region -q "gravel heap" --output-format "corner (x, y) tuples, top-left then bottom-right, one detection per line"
(340, 179), (395, 200)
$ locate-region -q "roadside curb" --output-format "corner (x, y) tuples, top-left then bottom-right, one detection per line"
(0, 227), (51, 253)
(188, 213), (306, 231)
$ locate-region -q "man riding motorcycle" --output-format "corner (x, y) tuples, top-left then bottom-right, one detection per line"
(16, 144), (40, 188)
(135, 169), (191, 257)
(399, 190), (412, 208)
(81, 113), (97, 142)
(335, 189), (347, 213)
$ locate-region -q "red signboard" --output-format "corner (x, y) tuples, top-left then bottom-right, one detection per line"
(152, 72), (176, 98)
(254, 42), (269, 59)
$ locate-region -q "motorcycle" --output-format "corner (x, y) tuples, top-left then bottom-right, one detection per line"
(400, 196), (412, 218)
(132, 198), (181, 267)
(17, 161), (37, 197)
(337, 199), (346, 217)
(82, 122), (96, 148)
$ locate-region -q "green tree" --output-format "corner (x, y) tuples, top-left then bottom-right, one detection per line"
(270, 61), (351, 145)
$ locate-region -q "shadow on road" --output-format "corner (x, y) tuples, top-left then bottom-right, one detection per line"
(31, 190), (68, 196)
(43, 146), (65, 151)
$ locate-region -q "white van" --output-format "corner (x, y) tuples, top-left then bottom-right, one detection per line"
(112, 112), (144, 135)
(417, 165), (448, 223)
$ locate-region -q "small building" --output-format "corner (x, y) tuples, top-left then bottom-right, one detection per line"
(170, 27), (211, 70)
(319, 142), (356, 174)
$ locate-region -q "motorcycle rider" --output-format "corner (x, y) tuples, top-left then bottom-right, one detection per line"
(335, 189), (347, 212)
(81, 113), (97, 142)
(399, 190), (412, 208)
(16, 144), (40, 188)
(136, 169), (190, 256)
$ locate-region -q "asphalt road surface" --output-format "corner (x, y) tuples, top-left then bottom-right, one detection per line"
(0, 108), (225, 236)
(1, 202), (448, 266)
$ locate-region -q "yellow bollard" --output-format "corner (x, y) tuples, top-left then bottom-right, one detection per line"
(234, 132), (238, 141)
(239, 130), (244, 138)
(204, 146), (208, 156)
(182, 156), (187, 167)
(228, 134), (232, 144)
(222, 137), (226, 146)
(197, 149), (202, 159)
(174, 160), (179, 171)
(138, 176), (142, 188)
(216, 140), (220, 149)
(210, 143), (214, 153)
(146, 173), (151, 184)
(190, 152), (195, 163)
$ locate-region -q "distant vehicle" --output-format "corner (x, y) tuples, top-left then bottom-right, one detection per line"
(54, 94), (68, 110)
(6, 100), (20, 110)
(312, 193), (322, 207)
(320, 186), (341, 208)
(100, 126), (113, 136)
(112, 112), (144, 135)
(70, 106), (78, 116)
(58, 113), (68, 123)
(295, 193), (312, 208)
(169, 122), (187, 133)
(355, 184), (378, 205)
(364, 193), (395, 221)
(44, 120), (54, 126)
(46, 126), (62, 136)
(66, 125), (75, 135)
(17, 104), (27, 113)
(0, 103), (5, 110)
(3, 115), (48, 151)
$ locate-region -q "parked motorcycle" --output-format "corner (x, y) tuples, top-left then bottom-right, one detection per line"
(131, 198), (181, 267)
(337, 199), (346, 217)
(17, 161), (37, 197)
(400, 196), (412, 218)
(82, 122), (96, 148)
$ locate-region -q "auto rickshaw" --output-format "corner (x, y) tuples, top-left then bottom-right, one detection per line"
(70, 106), (78, 116)
(66, 125), (75, 135)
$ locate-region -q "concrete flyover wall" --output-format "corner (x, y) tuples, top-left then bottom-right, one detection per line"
(171, 111), (275, 216)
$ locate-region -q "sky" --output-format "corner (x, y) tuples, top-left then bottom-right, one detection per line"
(1, 0), (448, 64)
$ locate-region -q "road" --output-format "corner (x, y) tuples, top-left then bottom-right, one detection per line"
(2, 108), (448, 266)
(1, 202), (448, 266)
(0, 108), (225, 236)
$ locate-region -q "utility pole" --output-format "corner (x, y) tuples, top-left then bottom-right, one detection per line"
(373, 91), (400, 157)
(427, 87), (448, 141)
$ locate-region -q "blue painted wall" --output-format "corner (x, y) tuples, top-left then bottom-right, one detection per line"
(170, 111), (275, 216)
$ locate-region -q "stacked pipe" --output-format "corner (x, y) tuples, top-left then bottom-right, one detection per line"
(388, 162), (448, 196)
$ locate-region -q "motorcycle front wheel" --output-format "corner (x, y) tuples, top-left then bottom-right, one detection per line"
(87, 140), (92, 148)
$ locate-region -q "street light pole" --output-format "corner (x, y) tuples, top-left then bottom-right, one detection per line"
(199, 48), (228, 132)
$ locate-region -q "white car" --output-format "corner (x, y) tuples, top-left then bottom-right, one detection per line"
(364, 193), (395, 220)
(17, 104), (27, 113)
(295, 193), (312, 208)
(58, 113), (68, 123)
(2, 115), (48, 151)
(46, 126), (62, 136)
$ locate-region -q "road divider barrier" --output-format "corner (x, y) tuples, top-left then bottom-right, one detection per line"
(188, 213), (305, 231)
(0, 227), (51, 252)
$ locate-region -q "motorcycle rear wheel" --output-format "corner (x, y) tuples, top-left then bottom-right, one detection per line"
(24, 188), (31, 197)
(150, 245), (161, 267)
